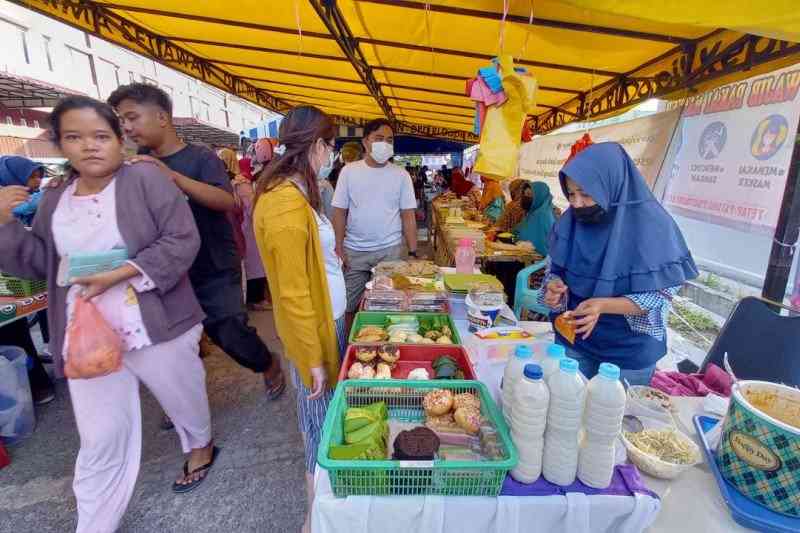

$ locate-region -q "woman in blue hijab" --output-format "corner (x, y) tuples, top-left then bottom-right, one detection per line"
(0, 156), (45, 226)
(540, 143), (697, 384)
(514, 181), (556, 256)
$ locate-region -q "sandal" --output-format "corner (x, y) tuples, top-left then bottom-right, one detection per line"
(263, 360), (286, 401)
(172, 445), (220, 494)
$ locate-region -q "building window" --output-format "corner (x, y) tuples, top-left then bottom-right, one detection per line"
(129, 71), (137, 83)
(33, 120), (40, 128)
(20, 29), (30, 64)
(5, 117), (12, 125)
(43, 36), (54, 71)
(20, 118), (28, 127)
(221, 109), (230, 128)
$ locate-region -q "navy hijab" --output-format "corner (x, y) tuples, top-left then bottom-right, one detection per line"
(0, 156), (42, 187)
(549, 142), (697, 298)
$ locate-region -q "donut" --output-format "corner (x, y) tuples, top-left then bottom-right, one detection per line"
(423, 389), (454, 416)
(355, 347), (378, 363)
(454, 407), (482, 435)
(378, 344), (400, 365)
(453, 392), (481, 411)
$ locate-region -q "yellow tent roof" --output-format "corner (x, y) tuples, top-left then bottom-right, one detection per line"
(12, 0), (800, 141)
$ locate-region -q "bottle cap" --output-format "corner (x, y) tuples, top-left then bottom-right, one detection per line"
(546, 344), (566, 360)
(523, 363), (543, 380)
(560, 357), (579, 374)
(598, 362), (621, 381)
(458, 238), (474, 246)
(514, 344), (533, 359)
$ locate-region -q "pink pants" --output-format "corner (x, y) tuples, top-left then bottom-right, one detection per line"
(67, 324), (211, 533)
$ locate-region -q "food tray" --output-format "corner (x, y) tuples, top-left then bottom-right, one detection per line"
(318, 379), (517, 497)
(694, 415), (800, 533)
(338, 345), (477, 383)
(349, 312), (462, 346)
(0, 274), (46, 298)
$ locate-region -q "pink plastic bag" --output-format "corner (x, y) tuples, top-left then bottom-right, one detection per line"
(64, 296), (123, 379)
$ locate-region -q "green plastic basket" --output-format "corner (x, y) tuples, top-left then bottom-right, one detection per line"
(318, 379), (517, 497)
(348, 311), (462, 345)
(0, 274), (47, 297)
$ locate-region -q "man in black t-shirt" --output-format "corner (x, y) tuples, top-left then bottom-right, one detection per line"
(108, 84), (285, 401)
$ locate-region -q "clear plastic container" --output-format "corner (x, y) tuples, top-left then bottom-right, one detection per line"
(510, 364), (550, 483)
(408, 291), (449, 313)
(0, 347), (35, 446)
(455, 238), (476, 274)
(502, 344), (533, 420)
(542, 358), (586, 486)
(578, 363), (626, 488)
(363, 289), (407, 311)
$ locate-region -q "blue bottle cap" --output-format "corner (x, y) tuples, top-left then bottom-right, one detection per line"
(546, 344), (566, 360)
(523, 363), (543, 380)
(598, 362), (621, 381)
(560, 357), (579, 374)
(514, 344), (533, 359)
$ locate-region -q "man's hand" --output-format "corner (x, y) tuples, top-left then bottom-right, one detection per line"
(571, 298), (606, 340)
(543, 278), (568, 309)
(124, 154), (171, 176)
(307, 366), (328, 400)
(335, 245), (349, 270)
(0, 186), (30, 224)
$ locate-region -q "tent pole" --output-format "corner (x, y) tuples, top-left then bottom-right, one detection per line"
(762, 128), (800, 304)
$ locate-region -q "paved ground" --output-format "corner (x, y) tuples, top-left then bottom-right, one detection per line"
(0, 310), (306, 533)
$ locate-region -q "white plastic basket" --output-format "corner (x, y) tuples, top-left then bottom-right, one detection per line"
(621, 425), (701, 479)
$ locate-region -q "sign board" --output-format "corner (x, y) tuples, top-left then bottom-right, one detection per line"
(517, 108), (681, 207)
(662, 65), (800, 234)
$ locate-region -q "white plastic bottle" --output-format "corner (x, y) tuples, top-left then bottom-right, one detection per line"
(541, 343), (566, 380)
(502, 344), (533, 420)
(542, 357), (586, 486)
(510, 363), (550, 483)
(578, 362), (627, 488)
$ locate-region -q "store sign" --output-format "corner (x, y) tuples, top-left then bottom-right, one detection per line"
(663, 65), (800, 234)
(517, 108), (681, 207)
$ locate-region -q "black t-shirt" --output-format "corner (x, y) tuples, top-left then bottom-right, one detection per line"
(145, 144), (238, 280)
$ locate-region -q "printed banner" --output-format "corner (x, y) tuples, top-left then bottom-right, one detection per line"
(517, 108), (681, 207)
(662, 65), (800, 234)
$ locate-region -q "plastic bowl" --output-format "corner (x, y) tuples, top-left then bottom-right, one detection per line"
(620, 426), (701, 480)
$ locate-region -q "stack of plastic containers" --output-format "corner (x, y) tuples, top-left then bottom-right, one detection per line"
(578, 363), (626, 488)
(542, 358), (586, 486)
(501, 344), (533, 420)
(510, 364), (550, 483)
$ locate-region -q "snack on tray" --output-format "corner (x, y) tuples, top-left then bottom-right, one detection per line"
(454, 406), (482, 435)
(363, 289), (407, 311)
(407, 367), (430, 380)
(375, 362), (392, 379)
(453, 392), (481, 411)
(355, 346), (378, 363)
(554, 313), (576, 344)
(378, 344), (400, 365)
(355, 325), (387, 343)
(423, 389), (454, 416)
(348, 362), (366, 379)
(392, 426), (441, 460)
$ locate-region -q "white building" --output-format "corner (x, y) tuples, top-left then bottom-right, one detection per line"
(0, 0), (280, 143)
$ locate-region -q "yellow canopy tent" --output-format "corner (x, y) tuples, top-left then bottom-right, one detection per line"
(11, 0), (800, 142)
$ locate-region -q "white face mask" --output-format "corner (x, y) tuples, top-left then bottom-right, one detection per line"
(318, 150), (335, 179)
(370, 141), (394, 164)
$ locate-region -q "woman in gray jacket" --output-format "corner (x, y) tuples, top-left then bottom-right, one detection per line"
(0, 96), (217, 532)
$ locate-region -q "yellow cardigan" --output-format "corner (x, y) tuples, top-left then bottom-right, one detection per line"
(253, 182), (340, 389)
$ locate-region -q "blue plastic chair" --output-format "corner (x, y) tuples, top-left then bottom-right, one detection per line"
(513, 259), (550, 319)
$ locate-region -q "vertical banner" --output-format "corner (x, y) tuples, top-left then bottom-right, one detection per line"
(663, 65), (800, 234)
(517, 108), (681, 207)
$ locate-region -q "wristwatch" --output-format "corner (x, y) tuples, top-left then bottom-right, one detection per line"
(409, 250), (418, 258)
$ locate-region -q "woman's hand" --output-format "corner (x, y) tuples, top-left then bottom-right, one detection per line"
(543, 278), (568, 308)
(307, 365), (328, 400)
(71, 264), (139, 300)
(0, 186), (30, 224)
(571, 298), (606, 340)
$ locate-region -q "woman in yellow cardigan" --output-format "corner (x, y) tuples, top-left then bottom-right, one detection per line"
(252, 106), (345, 533)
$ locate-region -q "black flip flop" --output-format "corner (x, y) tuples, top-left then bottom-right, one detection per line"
(172, 446), (220, 494)
(264, 368), (286, 401)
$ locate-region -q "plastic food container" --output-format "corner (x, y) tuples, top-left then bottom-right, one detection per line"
(363, 289), (407, 311)
(716, 381), (800, 517)
(408, 291), (449, 313)
(338, 345), (477, 383)
(620, 422), (701, 480)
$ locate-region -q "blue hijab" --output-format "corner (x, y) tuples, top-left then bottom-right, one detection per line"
(549, 142), (697, 298)
(514, 181), (555, 256)
(0, 156), (44, 225)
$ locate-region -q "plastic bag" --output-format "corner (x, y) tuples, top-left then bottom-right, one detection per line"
(64, 296), (123, 379)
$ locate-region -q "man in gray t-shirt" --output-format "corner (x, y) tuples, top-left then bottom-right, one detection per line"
(332, 119), (418, 321)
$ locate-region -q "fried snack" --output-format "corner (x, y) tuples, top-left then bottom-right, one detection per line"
(355, 347), (378, 363)
(348, 362), (366, 379)
(378, 344), (400, 365)
(425, 412), (463, 433)
(360, 366), (376, 379)
(423, 389), (454, 416)
(454, 407), (482, 435)
(375, 362), (393, 379)
(453, 392), (481, 411)
(554, 312), (576, 344)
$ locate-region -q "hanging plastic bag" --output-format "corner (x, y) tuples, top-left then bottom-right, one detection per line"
(474, 55), (538, 180)
(64, 296), (123, 379)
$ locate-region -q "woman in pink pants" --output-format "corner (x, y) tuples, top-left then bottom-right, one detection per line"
(0, 96), (217, 532)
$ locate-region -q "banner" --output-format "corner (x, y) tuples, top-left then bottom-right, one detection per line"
(518, 108), (681, 207)
(662, 65), (800, 234)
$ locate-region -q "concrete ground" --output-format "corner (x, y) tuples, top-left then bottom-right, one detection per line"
(0, 310), (306, 533)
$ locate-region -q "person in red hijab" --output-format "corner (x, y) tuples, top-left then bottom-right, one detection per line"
(449, 168), (474, 197)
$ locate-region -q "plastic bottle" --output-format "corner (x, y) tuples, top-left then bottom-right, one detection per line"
(541, 343), (566, 380)
(455, 238), (476, 274)
(577, 363), (626, 488)
(510, 364), (550, 483)
(542, 357), (586, 486)
(501, 344), (533, 420)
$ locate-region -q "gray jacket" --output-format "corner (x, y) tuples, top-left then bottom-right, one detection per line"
(0, 162), (205, 375)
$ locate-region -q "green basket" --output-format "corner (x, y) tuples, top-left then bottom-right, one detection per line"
(318, 379), (517, 497)
(0, 274), (47, 297)
(349, 311), (462, 345)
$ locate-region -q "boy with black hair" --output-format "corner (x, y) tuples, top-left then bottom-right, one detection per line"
(108, 83), (285, 399)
